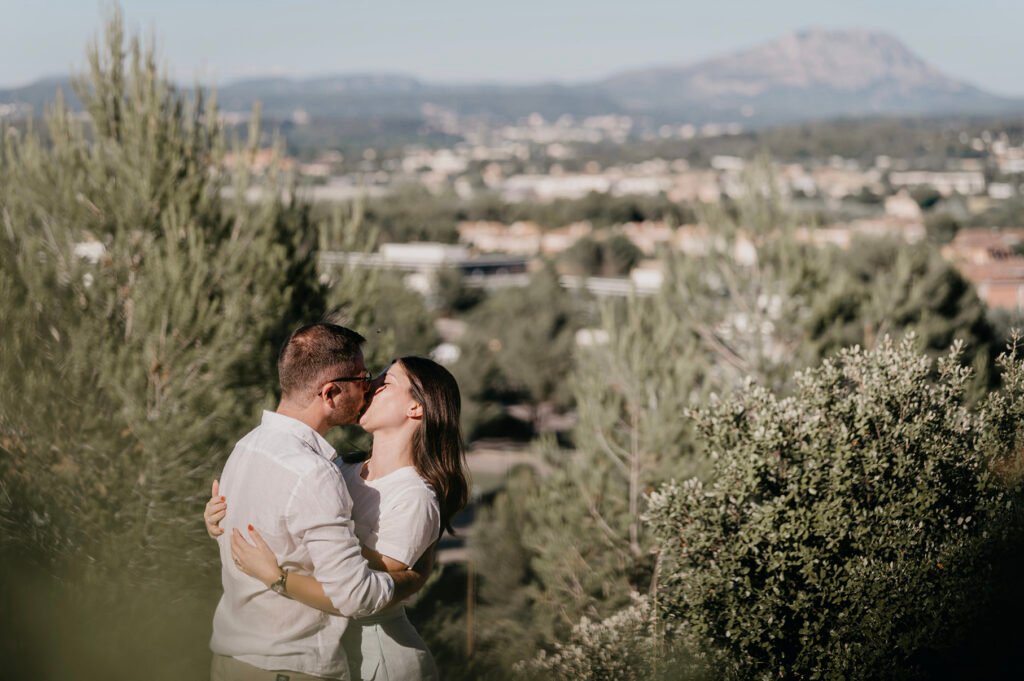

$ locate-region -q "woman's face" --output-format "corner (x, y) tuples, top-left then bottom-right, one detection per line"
(358, 362), (419, 433)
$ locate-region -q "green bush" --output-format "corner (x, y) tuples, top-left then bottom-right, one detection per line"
(518, 595), (701, 681)
(645, 336), (1024, 680)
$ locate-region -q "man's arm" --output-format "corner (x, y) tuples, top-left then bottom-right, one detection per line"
(231, 528), (433, 614)
(286, 465), (395, 617)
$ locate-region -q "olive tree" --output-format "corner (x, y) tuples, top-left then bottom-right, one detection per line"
(645, 336), (1024, 679)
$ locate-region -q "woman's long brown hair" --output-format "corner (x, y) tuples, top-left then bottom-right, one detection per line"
(398, 356), (469, 535)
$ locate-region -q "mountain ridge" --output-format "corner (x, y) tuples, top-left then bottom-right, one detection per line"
(2, 29), (1021, 125)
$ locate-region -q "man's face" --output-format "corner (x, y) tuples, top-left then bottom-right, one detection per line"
(324, 351), (370, 427)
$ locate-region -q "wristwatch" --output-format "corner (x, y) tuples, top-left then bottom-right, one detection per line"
(270, 567), (288, 596)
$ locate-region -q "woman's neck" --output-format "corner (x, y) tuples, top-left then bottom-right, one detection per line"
(364, 428), (415, 480)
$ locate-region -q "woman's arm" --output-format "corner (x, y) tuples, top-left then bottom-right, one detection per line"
(204, 479), (226, 538)
(230, 526), (414, 615)
(230, 526), (340, 613)
(362, 546), (409, 572)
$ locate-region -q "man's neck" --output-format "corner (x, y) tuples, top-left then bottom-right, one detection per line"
(276, 400), (330, 437)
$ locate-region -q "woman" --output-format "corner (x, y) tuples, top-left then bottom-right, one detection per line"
(205, 356), (468, 681)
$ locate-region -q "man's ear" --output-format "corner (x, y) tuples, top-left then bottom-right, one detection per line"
(320, 383), (340, 408)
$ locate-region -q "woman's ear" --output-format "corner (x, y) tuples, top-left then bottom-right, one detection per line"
(408, 402), (424, 420)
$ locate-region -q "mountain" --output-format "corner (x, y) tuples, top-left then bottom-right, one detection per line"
(601, 29), (1020, 123)
(0, 76), (77, 112)
(2, 29), (1021, 126)
(215, 76), (620, 120)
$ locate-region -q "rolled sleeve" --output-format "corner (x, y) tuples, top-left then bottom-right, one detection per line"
(286, 465), (394, 617)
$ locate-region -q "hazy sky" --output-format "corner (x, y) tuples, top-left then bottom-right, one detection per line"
(2, 1), (1022, 96)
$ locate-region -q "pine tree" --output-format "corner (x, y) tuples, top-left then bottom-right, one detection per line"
(524, 295), (708, 631)
(660, 158), (830, 395)
(0, 9), (370, 678)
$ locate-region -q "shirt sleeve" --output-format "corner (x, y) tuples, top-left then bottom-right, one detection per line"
(374, 487), (441, 567)
(285, 463), (394, 617)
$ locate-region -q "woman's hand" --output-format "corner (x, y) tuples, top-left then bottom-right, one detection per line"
(230, 525), (283, 588)
(204, 479), (226, 538)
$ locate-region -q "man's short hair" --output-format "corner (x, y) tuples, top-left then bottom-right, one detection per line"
(278, 323), (366, 399)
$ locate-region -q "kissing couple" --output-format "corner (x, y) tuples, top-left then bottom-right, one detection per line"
(203, 322), (468, 681)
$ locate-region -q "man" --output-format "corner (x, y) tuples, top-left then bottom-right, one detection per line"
(208, 323), (428, 681)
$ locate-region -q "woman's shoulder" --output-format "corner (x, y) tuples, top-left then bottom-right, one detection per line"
(375, 467), (438, 506)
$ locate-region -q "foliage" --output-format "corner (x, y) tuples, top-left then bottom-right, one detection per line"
(452, 264), (585, 435)
(967, 196), (1024, 228)
(571, 116), (1000, 170)
(910, 185), (943, 210)
(433, 266), (487, 314)
(987, 307), (1024, 349)
(417, 465), (551, 681)
(529, 296), (708, 621)
(0, 9), (316, 582)
(326, 188), (698, 238)
(0, 11), (398, 679)
(529, 192), (696, 230)
(645, 336), (1024, 680)
(454, 162), (1010, 679)
(660, 159), (831, 394)
(924, 211), (961, 244)
(558, 235), (604, 275)
(462, 161), (829, 674)
(356, 184), (461, 244)
(517, 594), (702, 681)
(456, 287), (712, 675)
(559, 234), (644, 277)
(807, 237), (999, 396)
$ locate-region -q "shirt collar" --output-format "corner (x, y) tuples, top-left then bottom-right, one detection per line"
(260, 410), (337, 462)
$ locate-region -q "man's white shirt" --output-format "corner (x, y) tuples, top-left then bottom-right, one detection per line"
(210, 410), (394, 679)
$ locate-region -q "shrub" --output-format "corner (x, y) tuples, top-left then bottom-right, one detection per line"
(518, 595), (702, 681)
(645, 336), (1024, 679)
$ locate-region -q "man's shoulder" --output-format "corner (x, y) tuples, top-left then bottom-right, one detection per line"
(228, 423), (340, 480)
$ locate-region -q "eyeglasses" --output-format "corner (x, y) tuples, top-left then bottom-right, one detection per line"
(325, 370), (373, 384)
(319, 369), (373, 395)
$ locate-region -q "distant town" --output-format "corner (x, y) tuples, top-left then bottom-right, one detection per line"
(219, 107), (1024, 314)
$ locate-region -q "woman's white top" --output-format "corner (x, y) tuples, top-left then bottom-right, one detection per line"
(338, 462), (441, 567)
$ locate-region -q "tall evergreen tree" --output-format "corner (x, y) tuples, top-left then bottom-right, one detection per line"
(526, 295), (708, 629)
(0, 9), (383, 679)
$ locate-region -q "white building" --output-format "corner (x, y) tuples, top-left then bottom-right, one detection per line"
(884, 190), (923, 220)
(501, 174), (612, 201)
(889, 170), (986, 196)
